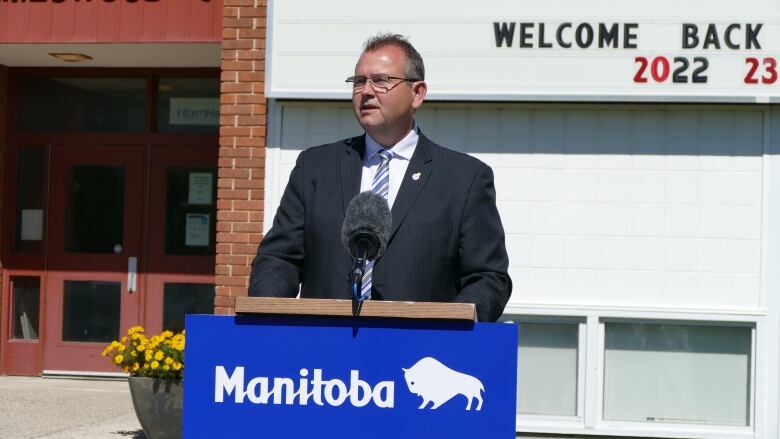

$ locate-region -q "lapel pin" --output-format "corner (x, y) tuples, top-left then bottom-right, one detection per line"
(412, 172), (421, 181)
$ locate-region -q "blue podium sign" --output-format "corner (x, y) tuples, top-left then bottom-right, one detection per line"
(184, 314), (518, 438)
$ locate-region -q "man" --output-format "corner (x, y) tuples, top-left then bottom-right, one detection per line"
(249, 34), (511, 322)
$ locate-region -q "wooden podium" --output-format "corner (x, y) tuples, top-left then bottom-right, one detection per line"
(234, 296), (477, 321)
(184, 297), (517, 438)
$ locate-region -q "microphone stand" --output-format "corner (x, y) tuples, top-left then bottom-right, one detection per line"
(350, 245), (369, 302)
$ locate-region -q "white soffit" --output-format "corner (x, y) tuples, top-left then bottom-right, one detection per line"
(0, 43), (221, 67)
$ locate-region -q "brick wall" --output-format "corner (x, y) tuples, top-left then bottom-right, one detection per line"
(0, 65), (7, 329)
(215, 1), (268, 315)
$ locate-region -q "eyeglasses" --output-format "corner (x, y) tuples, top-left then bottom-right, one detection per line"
(345, 73), (418, 94)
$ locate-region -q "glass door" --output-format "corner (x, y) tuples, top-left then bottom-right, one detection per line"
(43, 144), (144, 372)
(143, 145), (217, 334)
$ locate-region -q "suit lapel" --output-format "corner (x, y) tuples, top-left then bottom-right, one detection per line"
(389, 133), (434, 241)
(341, 136), (365, 215)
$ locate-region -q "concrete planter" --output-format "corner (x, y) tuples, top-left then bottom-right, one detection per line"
(128, 377), (182, 439)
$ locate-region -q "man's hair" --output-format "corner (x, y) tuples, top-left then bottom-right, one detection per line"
(363, 33), (425, 81)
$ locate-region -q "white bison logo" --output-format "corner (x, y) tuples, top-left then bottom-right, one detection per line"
(402, 357), (484, 411)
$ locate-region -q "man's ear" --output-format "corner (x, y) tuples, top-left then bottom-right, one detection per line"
(411, 81), (427, 109)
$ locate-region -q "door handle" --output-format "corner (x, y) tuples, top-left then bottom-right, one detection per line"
(127, 257), (137, 293)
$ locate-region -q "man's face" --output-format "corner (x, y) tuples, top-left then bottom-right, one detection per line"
(352, 45), (425, 144)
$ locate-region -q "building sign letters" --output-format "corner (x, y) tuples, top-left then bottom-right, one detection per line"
(494, 21), (776, 86)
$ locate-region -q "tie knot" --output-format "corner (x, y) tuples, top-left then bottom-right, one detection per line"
(377, 149), (394, 163)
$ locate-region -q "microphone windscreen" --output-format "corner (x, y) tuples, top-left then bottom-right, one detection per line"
(341, 191), (392, 258)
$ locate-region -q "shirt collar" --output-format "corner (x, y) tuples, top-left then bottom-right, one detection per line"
(364, 122), (419, 162)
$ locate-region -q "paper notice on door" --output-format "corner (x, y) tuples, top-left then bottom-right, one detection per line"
(188, 172), (213, 205)
(21, 209), (43, 241)
(185, 214), (210, 247)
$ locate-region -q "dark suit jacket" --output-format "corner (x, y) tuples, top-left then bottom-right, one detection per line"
(249, 132), (512, 321)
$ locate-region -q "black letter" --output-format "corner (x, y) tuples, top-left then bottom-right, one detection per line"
(624, 23), (638, 49)
(493, 22), (515, 47)
(703, 24), (721, 49)
(538, 23), (553, 48)
(724, 24), (740, 49)
(575, 23), (594, 48)
(746, 23), (762, 49)
(557, 22), (572, 48)
(519, 23), (534, 48)
(598, 23), (619, 48)
(682, 24), (699, 49)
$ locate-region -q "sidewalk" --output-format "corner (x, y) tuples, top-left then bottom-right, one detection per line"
(0, 376), (144, 439)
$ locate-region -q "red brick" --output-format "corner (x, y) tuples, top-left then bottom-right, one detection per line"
(217, 254), (250, 265)
(216, 243), (233, 254)
(221, 94), (237, 105)
(223, 18), (254, 28)
(226, 286), (249, 296)
(218, 189), (250, 200)
(214, 307), (233, 316)
(251, 126), (267, 137)
(238, 29), (265, 39)
(217, 199), (233, 210)
(233, 200), (262, 211)
(234, 222), (263, 233)
(219, 168), (250, 179)
(215, 265), (230, 275)
(220, 126), (251, 137)
(238, 7), (266, 18)
(220, 147), (252, 158)
(222, 28), (238, 40)
(247, 147), (265, 158)
(220, 104), (252, 115)
(219, 115), (237, 126)
(237, 72), (265, 82)
(248, 212), (264, 222)
(237, 50), (265, 61)
(232, 244), (261, 255)
(236, 94), (265, 104)
(222, 60), (254, 71)
(237, 115), (266, 126)
(219, 137), (235, 147)
(221, 82), (252, 93)
(234, 179), (263, 190)
(224, 0), (254, 6)
(232, 265), (253, 276)
(234, 158), (263, 169)
(216, 275), (247, 287)
(220, 71), (238, 82)
(235, 137), (265, 147)
(217, 211), (249, 222)
(214, 296), (236, 307)
(221, 49), (238, 60)
(222, 39), (254, 50)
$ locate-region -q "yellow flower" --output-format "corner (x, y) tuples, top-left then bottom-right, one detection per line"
(151, 361), (160, 369)
(136, 344), (146, 352)
(145, 351), (153, 362)
(132, 363), (140, 371)
(123, 366), (130, 373)
(114, 355), (124, 364)
(154, 351), (165, 361)
(173, 362), (182, 371)
(163, 365), (170, 371)
(165, 357), (173, 365)
(117, 344), (126, 353)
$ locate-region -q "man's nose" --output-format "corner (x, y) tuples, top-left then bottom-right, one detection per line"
(357, 80), (376, 96)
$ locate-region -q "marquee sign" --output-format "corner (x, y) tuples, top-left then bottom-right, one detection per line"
(268, 0), (780, 102)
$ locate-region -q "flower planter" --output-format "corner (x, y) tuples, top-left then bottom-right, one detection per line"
(128, 376), (183, 439)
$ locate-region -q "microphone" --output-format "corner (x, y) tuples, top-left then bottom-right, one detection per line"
(341, 191), (392, 300)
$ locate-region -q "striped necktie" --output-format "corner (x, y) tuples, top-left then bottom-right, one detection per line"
(360, 149), (394, 300)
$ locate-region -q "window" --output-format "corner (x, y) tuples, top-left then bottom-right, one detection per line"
(603, 322), (752, 426)
(502, 317), (581, 417)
